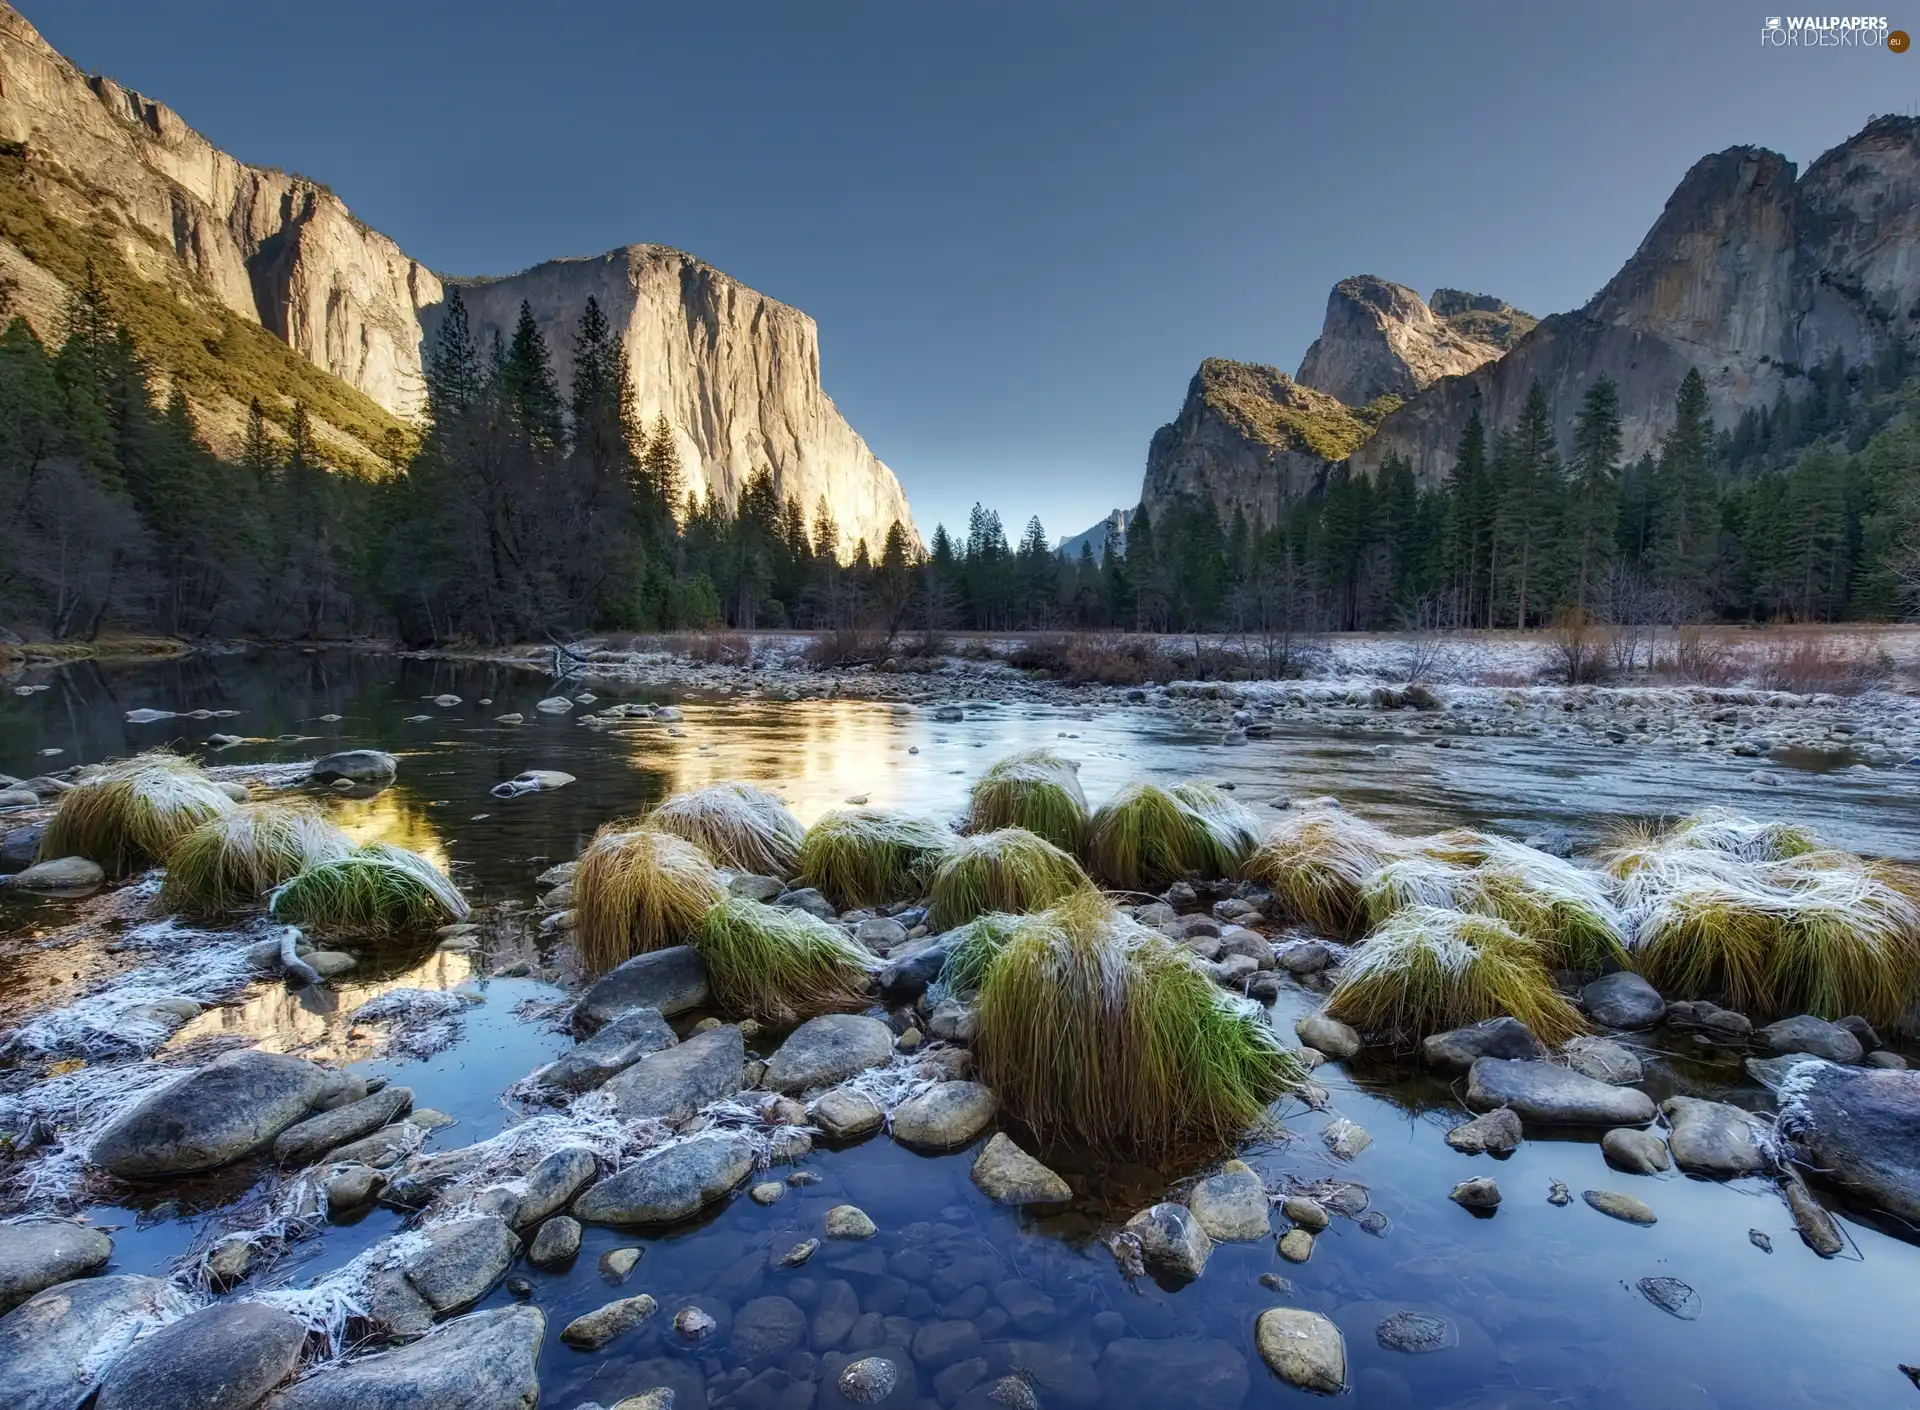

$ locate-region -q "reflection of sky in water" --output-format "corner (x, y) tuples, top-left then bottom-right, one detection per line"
(331, 785), (455, 875)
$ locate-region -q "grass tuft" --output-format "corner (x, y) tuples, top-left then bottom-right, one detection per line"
(967, 749), (1089, 852)
(159, 801), (352, 915)
(1243, 807), (1412, 937)
(972, 891), (1301, 1159)
(267, 844), (468, 935)
(796, 809), (955, 910)
(1084, 780), (1254, 891)
(572, 826), (725, 975)
(647, 782), (806, 877)
(935, 912), (1023, 993)
(691, 896), (877, 1025)
(41, 751), (236, 875)
(927, 828), (1096, 931)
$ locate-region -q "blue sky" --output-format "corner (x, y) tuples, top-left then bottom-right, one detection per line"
(21, 0), (1920, 542)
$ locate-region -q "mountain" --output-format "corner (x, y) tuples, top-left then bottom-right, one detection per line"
(1294, 275), (1518, 408)
(1056, 507), (1131, 563)
(0, 2), (914, 548)
(1428, 288), (1537, 350)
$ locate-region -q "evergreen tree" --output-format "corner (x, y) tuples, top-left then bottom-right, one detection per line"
(1564, 377), (1623, 612)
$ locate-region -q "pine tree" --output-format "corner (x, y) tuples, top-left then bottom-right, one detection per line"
(1651, 368), (1718, 600)
(1565, 377), (1623, 612)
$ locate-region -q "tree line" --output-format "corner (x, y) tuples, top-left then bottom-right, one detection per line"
(2, 270), (1917, 647)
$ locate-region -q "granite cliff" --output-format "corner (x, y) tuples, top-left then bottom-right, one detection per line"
(1294, 275), (1517, 408)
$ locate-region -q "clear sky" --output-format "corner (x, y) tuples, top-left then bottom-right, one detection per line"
(19, 0), (1920, 543)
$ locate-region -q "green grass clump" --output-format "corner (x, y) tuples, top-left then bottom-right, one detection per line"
(1243, 807), (1412, 938)
(927, 828), (1096, 931)
(935, 912), (1023, 993)
(1360, 855), (1470, 926)
(796, 809), (955, 910)
(1084, 781), (1252, 892)
(160, 801), (352, 915)
(1325, 906), (1587, 1045)
(40, 751), (236, 875)
(572, 826), (725, 974)
(691, 896), (876, 1025)
(967, 749), (1089, 852)
(1170, 783), (1264, 871)
(267, 843), (468, 935)
(972, 891), (1301, 1159)
(647, 782), (805, 877)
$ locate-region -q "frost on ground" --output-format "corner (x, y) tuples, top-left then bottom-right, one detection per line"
(348, 988), (486, 1060)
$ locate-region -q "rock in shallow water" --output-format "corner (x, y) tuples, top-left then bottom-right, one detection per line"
(1124, 1202), (1211, 1279)
(1465, 1057), (1656, 1126)
(1099, 1336), (1251, 1410)
(1445, 1107), (1522, 1156)
(1601, 1127), (1671, 1174)
(1295, 1012), (1361, 1060)
(562, 1294), (658, 1349)
(94, 1301), (307, 1410)
(536, 1007), (677, 1092)
(837, 1356), (900, 1404)
(1562, 1036), (1644, 1085)
(811, 1088), (886, 1141)
(1188, 1159), (1270, 1240)
(6, 855), (104, 890)
(1637, 1276), (1700, 1320)
(1374, 1310), (1456, 1354)
(0, 1220), (112, 1314)
(274, 1084), (413, 1167)
(970, 1133), (1072, 1206)
(889, 1081), (996, 1150)
(405, 1217), (520, 1313)
(604, 1025), (744, 1124)
(765, 1014), (895, 1093)
(574, 1134), (756, 1225)
(1759, 1014), (1863, 1064)
(91, 1049), (333, 1178)
(528, 1216), (581, 1268)
(308, 749), (396, 786)
(1661, 1096), (1766, 1178)
(1580, 971), (1666, 1030)
(262, 1305), (545, 1409)
(1255, 1308), (1346, 1393)
(0, 1274), (191, 1410)
(1582, 1189), (1657, 1224)
(825, 1204), (877, 1239)
(1450, 1177), (1501, 1210)
(1781, 1060), (1920, 1221)
(1422, 1017), (1545, 1071)
(572, 946), (710, 1032)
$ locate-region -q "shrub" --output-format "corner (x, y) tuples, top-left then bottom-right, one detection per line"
(267, 844), (468, 934)
(160, 802), (352, 915)
(797, 809), (955, 909)
(926, 828), (1095, 931)
(691, 896), (876, 1024)
(572, 826), (725, 974)
(647, 782), (805, 877)
(967, 749), (1088, 851)
(1753, 634), (1889, 696)
(41, 751), (236, 875)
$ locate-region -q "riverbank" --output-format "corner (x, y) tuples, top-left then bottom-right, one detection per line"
(0, 635), (191, 671)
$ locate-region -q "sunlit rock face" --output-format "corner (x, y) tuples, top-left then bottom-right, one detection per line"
(1295, 276), (1507, 408)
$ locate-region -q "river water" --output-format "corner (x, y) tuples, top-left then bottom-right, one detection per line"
(2, 650), (1918, 1409)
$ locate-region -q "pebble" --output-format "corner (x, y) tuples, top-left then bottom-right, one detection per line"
(1277, 1228), (1315, 1263)
(1450, 1177), (1501, 1210)
(1282, 1195), (1330, 1232)
(776, 1238), (819, 1267)
(1583, 1189), (1657, 1225)
(562, 1293), (659, 1349)
(1601, 1127), (1671, 1175)
(599, 1247), (642, 1282)
(1255, 1307), (1347, 1394)
(825, 1205), (877, 1239)
(1375, 1310), (1456, 1353)
(838, 1355), (900, 1404)
(1638, 1275), (1701, 1319)
(750, 1182), (786, 1205)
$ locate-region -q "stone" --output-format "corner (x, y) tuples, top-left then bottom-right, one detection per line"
(1583, 1189), (1657, 1224)
(1295, 1012), (1361, 1059)
(925, 998), (977, 1043)
(735, 1295), (807, 1361)
(889, 1081), (996, 1149)
(777, 887), (838, 921)
(574, 1133), (755, 1225)
(324, 1163), (383, 1213)
(672, 1305), (718, 1342)
(1098, 1336), (1250, 1410)
(562, 1294), (659, 1349)
(405, 1217), (519, 1313)
(0, 1221), (112, 1314)
(6, 855), (104, 890)
(1835, 1015), (1882, 1051)
(1, 823), (47, 871)
(536, 1007), (677, 1092)
(837, 1356), (900, 1405)
(1580, 971), (1666, 1029)
(605, 1025), (744, 1124)
(1758, 1015), (1863, 1064)
(854, 916), (908, 950)
(573, 946), (711, 1032)
(1780, 1061), (1920, 1220)
(970, 1133), (1072, 1205)
(1562, 1036), (1644, 1085)
(274, 1084), (413, 1166)
(1374, 1311), (1455, 1354)
(528, 1216), (581, 1267)
(778, 1239), (820, 1268)
(1465, 1057), (1656, 1126)
(91, 1049), (333, 1178)
(308, 750), (396, 785)
(1255, 1307), (1347, 1395)
(1665, 999), (1752, 1043)
(600, 1247), (642, 1281)
(826, 1205), (877, 1239)
(1277, 1228), (1315, 1262)
(766, 1015), (895, 1093)
(205, 1235), (253, 1288)
(910, 1318), (981, 1369)
(535, 697), (574, 714)
(1421, 1017), (1545, 1071)
(729, 872), (784, 901)
(1637, 1276), (1700, 1320)
(751, 1181), (786, 1205)
(1279, 941), (1333, 975)
(1281, 1195), (1330, 1231)
(1450, 1177), (1501, 1210)
(1124, 1202), (1211, 1279)
(94, 1301), (307, 1410)
(811, 1088), (886, 1141)
(1188, 1159), (1270, 1240)
(876, 933), (954, 998)
(506, 1146), (600, 1228)
(1661, 1096), (1767, 1178)
(1322, 1117), (1372, 1159)
(261, 1305), (544, 1409)
(0, 1275), (192, 1410)
(1866, 1050), (1909, 1069)
(1602, 1127), (1671, 1174)
(1781, 1171), (1845, 1256)
(1445, 1106), (1522, 1155)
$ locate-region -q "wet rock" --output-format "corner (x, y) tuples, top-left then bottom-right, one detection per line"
(575, 1133), (755, 1225)
(1, 823), (47, 871)
(274, 1084), (413, 1167)
(1580, 971), (1666, 1030)
(1279, 941), (1333, 976)
(1277, 1228), (1315, 1262)
(1749, 1228), (1773, 1253)
(324, 1163), (383, 1213)
(0, 1275), (191, 1410)
(734, 1294), (807, 1361)
(1661, 1096), (1766, 1178)
(777, 887), (837, 921)
(205, 1235), (253, 1288)
(504, 1145), (600, 1229)
(1189, 1159), (1270, 1240)
(0, 1220), (112, 1314)
(889, 1081), (996, 1150)
(1374, 1310), (1455, 1354)
(970, 1133), (1071, 1205)
(1445, 1107), (1522, 1155)
(1548, 1180), (1572, 1206)
(1665, 999), (1752, 1044)
(405, 1217), (519, 1313)
(1255, 1308), (1346, 1394)
(562, 1293), (659, 1350)
(766, 1015), (895, 1093)
(779, 1239), (821, 1268)
(535, 696), (574, 714)
(1780, 1061), (1920, 1221)
(811, 1088), (885, 1141)
(1602, 1127), (1670, 1174)
(1835, 1015), (1882, 1051)
(528, 1216), (581, 1267)
(1450, 1177), (1500, 1210)
(262, 1304), (544, 1409)
(91, 1049), (333, 1178)
(810, 1279), (858, 1349)
(1281, 1195), (1330, 1231)
(605, 1025), (745, 1124)
(600, 1246), (642, 1281)
(1866, 1050), (1909, 1069)
(1124, 1202), (1211, 1279)
(1098, 1337), (1249, 1409)
(837, 1356), (899, 1404)
(1781, 1171), (1845, 1255)
(573, 946), (711, 1032)
(1637, 1276), (1700, 1319)
(1422, 1017), (1545, 1071)
(1322, 1117), (1372, 1160)
(325, 1121), (424, 1169)
(911, 1318), (981, 1369)
(1562, 1036), (1644, 1085)
(1465, 1057), (1656, 1126)
(826, 1204), (877, 1239)
(94, 1301), (307, 1410)
(1295, 1012), (1361, 1060)
(308, 749), (396, 785)
(1582, 1189), (1657, 1224)
(536, 1007), (677, 1092)
(6, 855), (104, 890)
(750, 1181), (785, 1204)
(1758, 1015), (1863, 1064)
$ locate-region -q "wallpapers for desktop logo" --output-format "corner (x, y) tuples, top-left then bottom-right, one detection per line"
(1760, 14), (1906, 47)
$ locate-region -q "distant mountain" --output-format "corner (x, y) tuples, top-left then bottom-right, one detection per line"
(1057, 508), (1132, 563)
(1294, 275), (1522, 408)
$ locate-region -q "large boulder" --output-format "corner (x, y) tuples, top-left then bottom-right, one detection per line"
(261, 1305), (544, 1410)
(1421, 1017), (1545, 1072)
(889, 1082), (997, 1150)
(1465, 1058), (1655, 1126)
(604, 1025), (744, 1124)
(274, 1085), (413, 1167)
(91, 1050), (333, 1178)
(1661, 1096), (1767, 1178)
(572, 947), (710, 1032)
(765, 1015), (896, 1094)
(94, 1301), (307, 1410)
(5, 856), (103, 890)
(1783, 1061), (1920, 1220)
(403, 1218), (520, 1314)
(308, 750), (397, 786)
(1759, 1015), (1863, 1064)
(534, 1008), (677, 1093)
(1580, 972), (1666, 1030)
(0, 1221), (112, 1314)
(574, 1133), (756, 1225)
(0, 1275), (192, 1410)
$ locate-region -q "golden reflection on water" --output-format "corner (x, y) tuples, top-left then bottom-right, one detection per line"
(330, 787), (454, 875)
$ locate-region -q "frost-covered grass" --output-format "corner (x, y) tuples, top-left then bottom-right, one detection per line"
(934, 912), (1023, 994)
(1245, 807), (1412, 937)
(41, 751), (235, 875)
(159, 802), (352, 916)
(647, 781), (805, 877)
(1084, 780), (1258, 892)
(267, 844), (467, 936)
(571, 826), (725, 974)
(691, 896), (877, 1024)
(967, 749), (1089, 852)
(796, 808), (954, 909)
(926, 828), (1095, 930)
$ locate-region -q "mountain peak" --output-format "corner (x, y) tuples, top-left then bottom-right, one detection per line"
(1295, 276), (1516, 408)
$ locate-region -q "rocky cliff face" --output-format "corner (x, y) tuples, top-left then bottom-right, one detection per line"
(439, 249), (916, 552)
(1294, 275), (1508, 407)
(1429, 289), (1537, 350)
(1355, 118), (1920, 485)
(1141, 359), (1365, 525)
